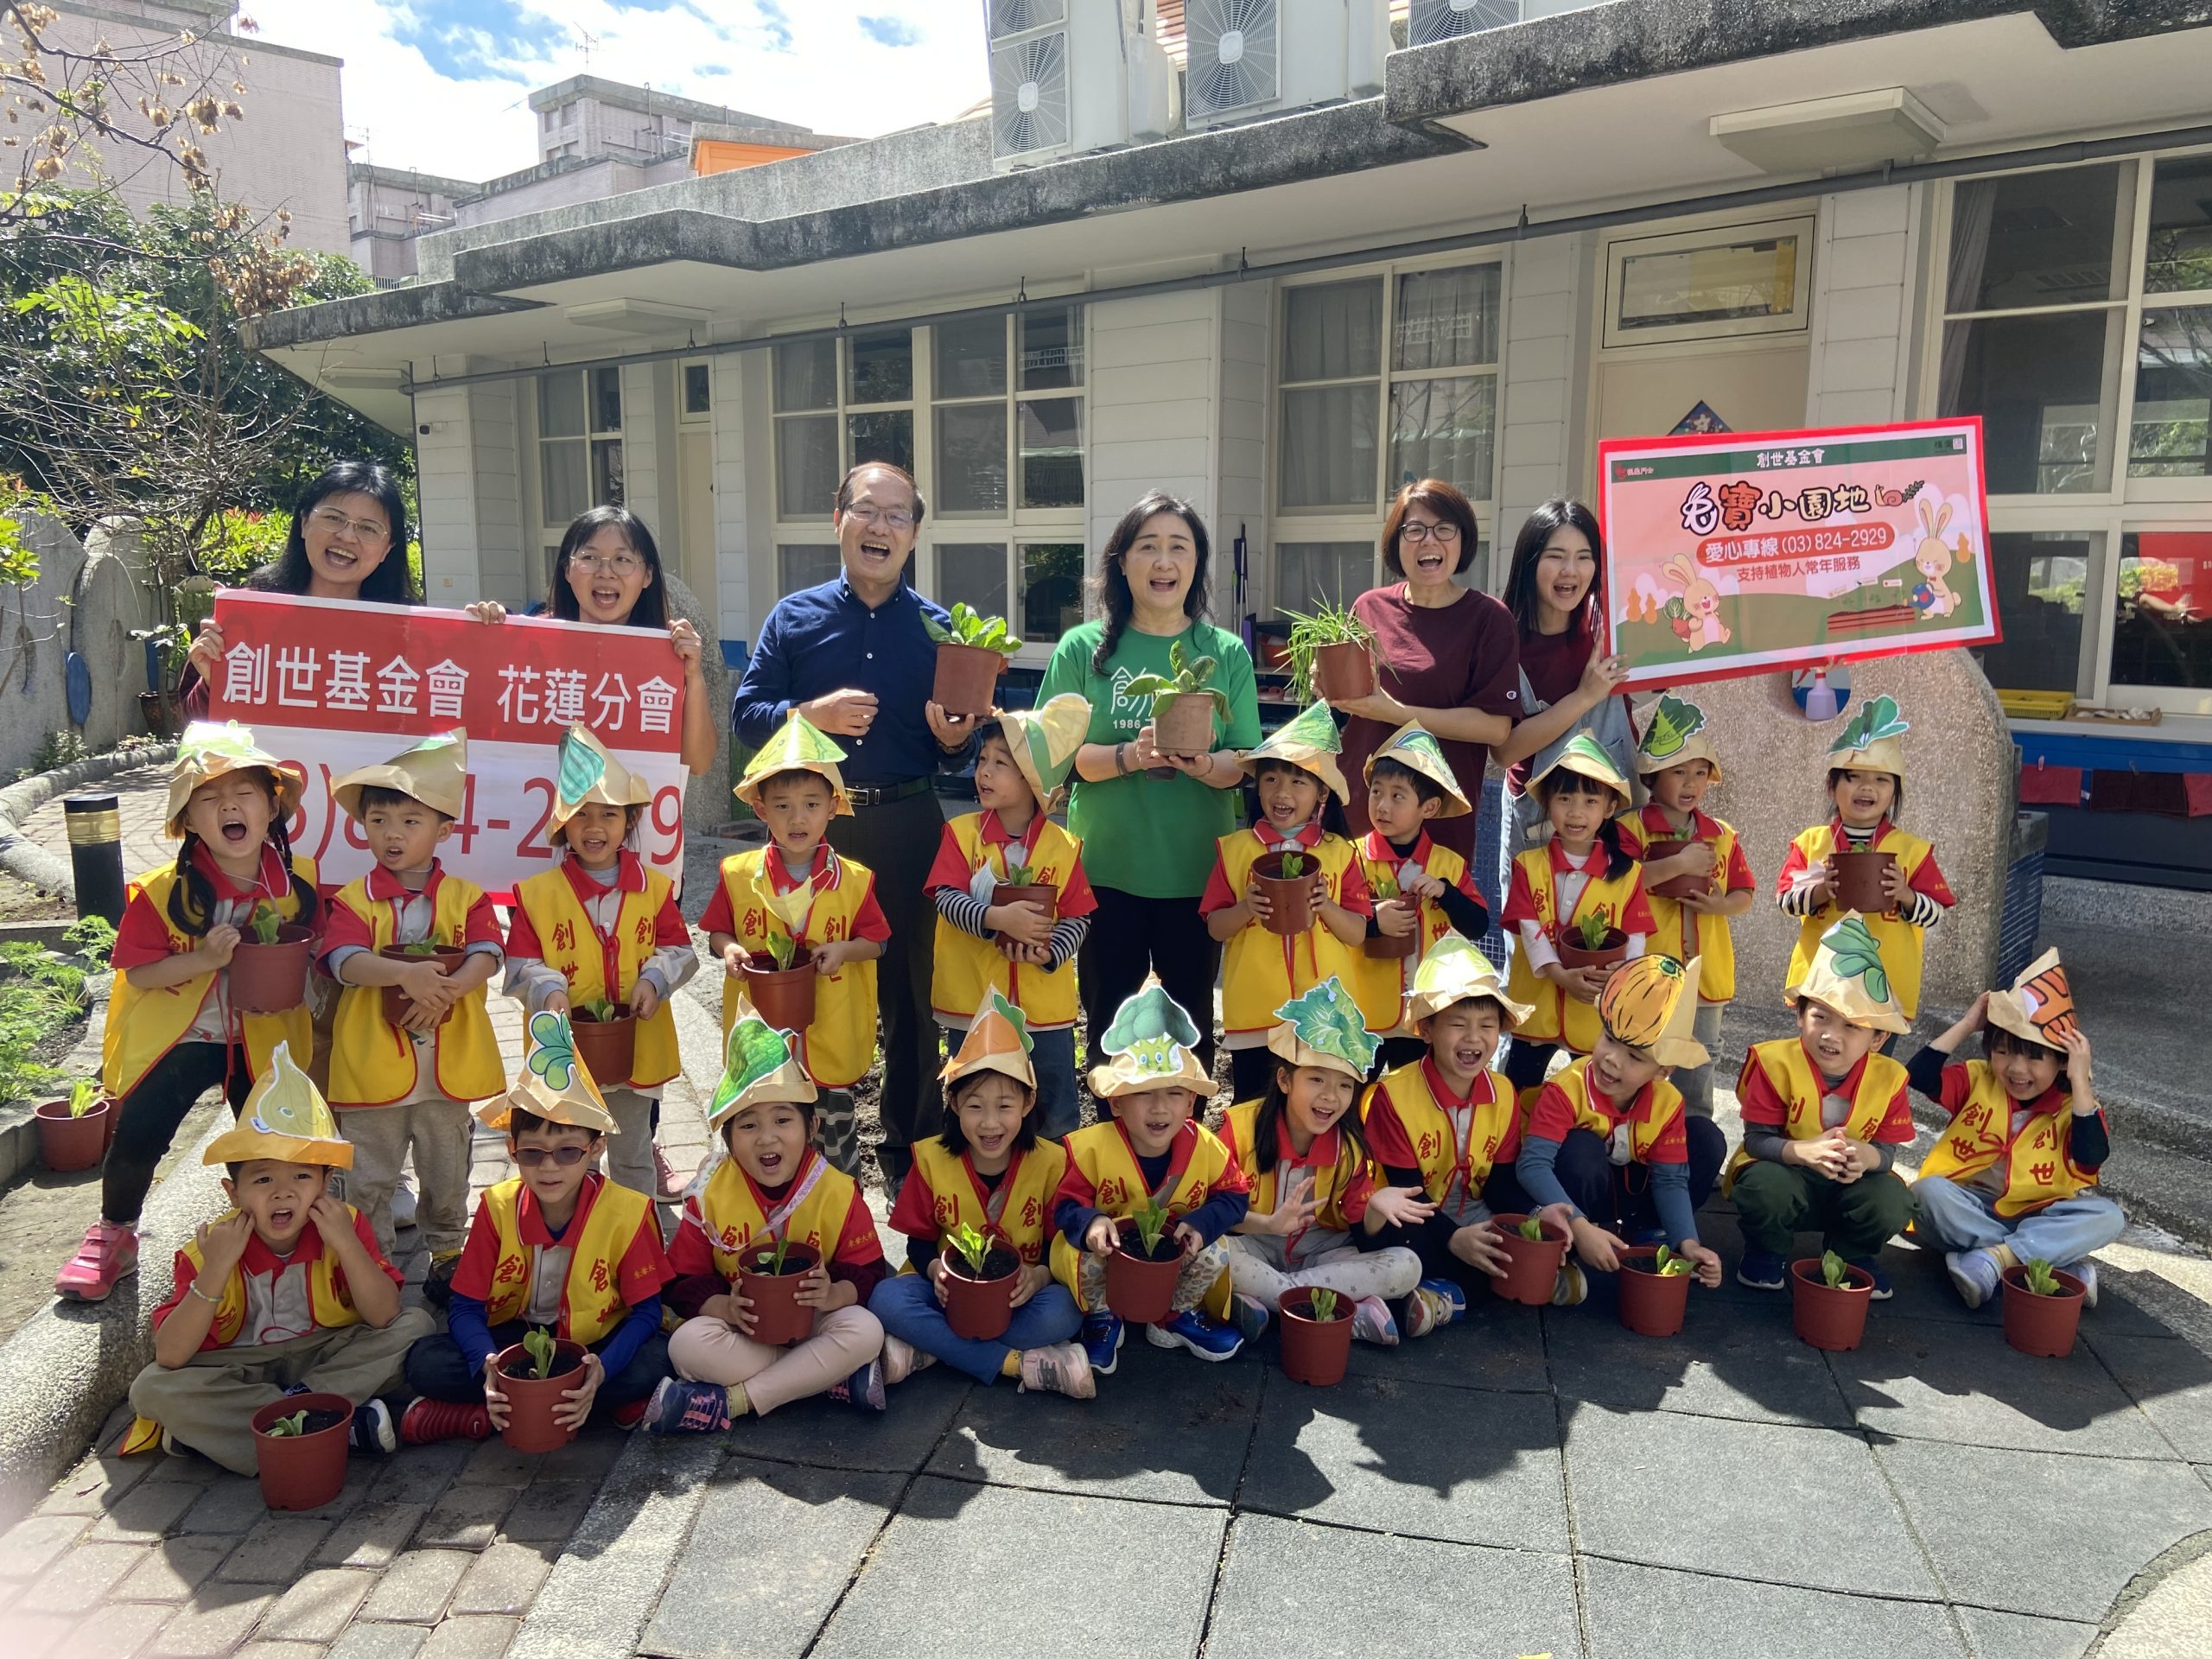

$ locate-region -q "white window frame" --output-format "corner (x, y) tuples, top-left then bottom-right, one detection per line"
(527, 365), (624, 603)
(1600, 215), (1815, 349)
(677, 357), (714, 425)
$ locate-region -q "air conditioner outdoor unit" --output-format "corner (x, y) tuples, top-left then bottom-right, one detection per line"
(1406, 0), (1521, 46)
(988, 0), (1175, 169)
(1184, 0), (1390, 130)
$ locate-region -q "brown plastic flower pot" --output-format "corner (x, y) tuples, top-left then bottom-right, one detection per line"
(35, 1096), (111, 1173)
(1556, 929), (1629, 973)
(251, 1391), (354, 1510)
(568, 1006), (635, 1089)
(1641, 840), (1713, 902)
(740, 1242), (821, 1347)
(1617, 1247), (1692, 1338)
(1276, 1288), (1354, 1387)
(1363, 899), (1421, 959)
(227, 925), (314, 1014)
(1312, 641), (1375, 702)
(990, 884), (1058, 944)
(741, 950), (817, 1032)
(1491, 1213), (1570, 1307)
(1828, 849), (1897, 915)
(2001, 1265), (2086, 1358)
(495, 1339), (588, 1452)
(942, 1246), (1020, 1342)
(1103, 1224), (1183, 1325)
(932, 642), (1005, 719)
(1253, 852), (1317, 938)
(1151, 690), (1217, 759)
(1790, 1257), (1874, 1351)
(378, 944), (468, 1027)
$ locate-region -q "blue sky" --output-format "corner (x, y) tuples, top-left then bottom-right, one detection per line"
(246, 1), (988, 180)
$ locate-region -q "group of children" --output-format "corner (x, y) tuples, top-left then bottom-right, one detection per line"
(67, 670), (2122, 1468)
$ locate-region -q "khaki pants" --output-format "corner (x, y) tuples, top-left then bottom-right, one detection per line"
(667, 1306), (884, 1416)
(128, 1309), (435, 1477)
(337, 1100), (474, 1261)
(603, 1087), (657, 1200)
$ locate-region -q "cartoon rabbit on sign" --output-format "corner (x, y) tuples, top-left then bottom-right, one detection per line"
(1662, 554), (1731, 652)
(1910, 496), (1970, 619)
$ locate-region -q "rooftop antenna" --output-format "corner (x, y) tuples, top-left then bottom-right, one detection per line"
(575, 25), (598, 71)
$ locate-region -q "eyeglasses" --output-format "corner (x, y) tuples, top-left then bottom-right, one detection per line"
(308, 506), (392, 543)
(571, 553), (645, 577)
(840, 504), (917, 531)
(513, 1145), (592, 1169)
(1400, 522), (1462, 544)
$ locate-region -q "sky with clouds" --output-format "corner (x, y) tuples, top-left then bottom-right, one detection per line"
(242, 1), (989, 181)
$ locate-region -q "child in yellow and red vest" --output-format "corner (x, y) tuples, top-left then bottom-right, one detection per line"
(1909, 949), (2120, 1309)
(873, 990), (1090, 1398)
(399, 1012), (672, 1445)
(924, 696), (1097, 1141)
(645, 1017), (890, 1430)
(700, 713), (888, 1177)
(1777, 695), (1954, 1031)
(127, 1042), (431, 1472)
(506, 726), (698, 1200)
(319, 730), (505, 1300)
(1201, 701), (1372, 1102)
(1347, 721), (1491, 1065)
(57, 722), (321, 1304)
(1502, 733), (1656, 1103)
(1614, 696), (1755, 1120)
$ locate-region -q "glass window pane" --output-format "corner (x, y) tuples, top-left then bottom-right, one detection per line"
(1389, 373), (1496, 499)
(848, 410), (914, 475)
(1020, 542), (1084, 643)
(1283, 279), (1382, 382)
(1020, 306), (1084, 391)
(1977, 531), (2094, 694)
(683, 362), (712, 416)
(1393, 266), (1500, 371)
(2145, 156), (2212, 296)
(777, 543), (842, 597)
(2112, 531), (2212, 692)
(541, 438), (587, 525)
(935, 315), (1007, 399)
(2129, 306), (2212, 480)
(1275, 542), (1374, 619)
(590, 438), (624, 506)
(937, 542), (1009, 620)
(591, 366), (622, 433)
(1018, 397), (1083, 510)
(1618, 232), (1800, 332)
(1937, 311), (2113, 493)
(847, 328), (913, 404)
(776, 414), (838, 519)
(538, 373), (585, 439)
(774, 340), (836, 412)
(935, 404), (1008, 517)
(1279, 384), (1378, 511)
(1945, 164), (2124, 312)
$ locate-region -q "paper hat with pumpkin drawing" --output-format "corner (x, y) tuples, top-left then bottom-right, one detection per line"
(1987, 948), (2081, 1050)
(332, 728), (468, 823)
(1363, 720), (1471, 817)
(166, 721), (308, 838)
(204, 1041), (353, 1168)
(545, 724), (652, 844)
(1784, 913), (1911, 1034)
(1531, 731), (1633, 815)
(735, 710), (852, 816)
(1597, 954), (1710, 1070)
(1402, 932), (1535, 1029)
(1635, 694), (1725, 785)
(995, 693), (1090, 809)
(1263, 977), (1379, 1080)
(1087, 977), (1213, 1098)
(1240, 700), (1349, 801)
(476, 1010), (620, 1135)
(1826, 694), (1910, 781)
(941, 989), (1037, 1091)
(705, 1016), (817, 1128)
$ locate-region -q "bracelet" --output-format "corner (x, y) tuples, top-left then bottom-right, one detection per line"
(188, 1279), (221, 1306)
(1115, 741), (1130, 776)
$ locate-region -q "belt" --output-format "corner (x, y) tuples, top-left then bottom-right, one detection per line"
(844, 777), (931, 809)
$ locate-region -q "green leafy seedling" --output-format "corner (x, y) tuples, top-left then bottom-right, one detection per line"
(1281, 601), (1381, 702)
(1275, 851), (1306, 880)
(1131, 1198), (1171, 1259)
(1306, 1287), (1340, 1323)
(925, 601), (1023, 654)
(246, 899), (283, 945)
(2023, 1257), (2064, 1297)
(1516, 1214), (1548, 1243)
(574, 996), (620, 1023)
(522, 1325), (558, 1379)
(398, 939), (443, 957)
(1574, 909), (1616, 952)
(748, 1234), (793, 1276)
(263, 1409), (308, 1438)
(1820, 1249), (1853, 1289)
(1370, 872), (1400, 901)
(948, 1222), (993, 1278)
(1654, 1244), (1694, 1278)
(765, 931), (800, 971)
(67, 1077), (100, 1118)
(1124, 639), (1228, 713)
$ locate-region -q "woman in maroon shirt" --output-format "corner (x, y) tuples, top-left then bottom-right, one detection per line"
(1332, 480), (1521, 864)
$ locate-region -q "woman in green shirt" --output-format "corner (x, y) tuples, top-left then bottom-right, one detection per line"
(1039, 492), (1261, 1082)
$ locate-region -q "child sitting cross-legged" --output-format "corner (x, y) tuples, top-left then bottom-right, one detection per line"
(872, 991), (1091, 1398)
(1908, 950), (2120, 1309)
(125, 1043), (433, 1471)
(645, 1017), (890, 1432)
(1052, 981), (1251, 1374)
(1218, 977), (1428, 1347)
(399, 1014), (673, 1443)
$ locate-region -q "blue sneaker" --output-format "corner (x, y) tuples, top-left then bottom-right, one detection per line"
(1847, 1257), (1893, 1300)
(1736, 1248), (1788, 1291)
(1945, 1248), (2002, 1309)
(1228, 1293), (1272, 1342)
(1416, 1276), (1466, 1323)
(1144, 1308), (1243, 1362)
(1081, 1313), (1124, 1376)
(643, 1377), (731, 1435)
(826, 1359), (887, 1412)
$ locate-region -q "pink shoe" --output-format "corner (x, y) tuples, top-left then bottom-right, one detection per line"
(55, 1219), (138, 1302)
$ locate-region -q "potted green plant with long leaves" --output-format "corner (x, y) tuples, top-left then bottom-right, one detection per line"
(1281, 600), (1379, 703)
(2000, 1256), (2087, 1357)
(940, 1221), (1020, 1341)
(35, 1076), (111, 1173)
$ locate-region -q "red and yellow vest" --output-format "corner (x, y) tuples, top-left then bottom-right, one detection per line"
(1216, 829), (1364, 1038)
(327, 873), (504, 1107)
(1915, 1061), (2101, 1217)
(1048, 1119), (1238, 1295)
(1542, 1057), (1685, 1163)
(931, 813), (1084, 1028)
(1784, 823), (1938, 1020)
(688, 1149), (861, 1281)
(1506, 849), (1649, 1053)
(714, 849), (878, 1088)
(1724, 1039), (1910, 1193)
(479, 1175), (651, 1346)
(1221, 1098), (1368, 1233)
(178, 1205), (362, 1348)
(906, 1136), (1067, 1265)
(1618, 808), (1743, 1004)
(1364, 1060), (1519, 1204)
(1349, 834), (1472, 1035)
(101, 857), (319, 1101)
(513, 863), (680, 1088)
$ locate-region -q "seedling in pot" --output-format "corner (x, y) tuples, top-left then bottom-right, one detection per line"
(924, 601), (1023, 654)
(1131, 1198), (1171, 1258)
(574, 996), (620, 1024)
(1306, 1287), (1339, 1323)
(246, 899), (283, 945)
(1370, 872), (1400, 901)
(1281, 601), (1380, 702)
(948, 1222), (993, 1277)
(2022, 1257), (2066, 1296)
(522, 1325), (559, 1379)
(66, 1077), (100, 1118)
(1516, 1214), (1548, 1243)
(1574, 909), (1616, 951)
(397, 939), (443, 957)
(1653, 1244), (1694, 1278)
(263, 1409), (309, 1438)
(749, 1233), (794, 1275)
(763, 931), (802, 972)
(1122, 640), (1228, 711)
(1275, 851), (1306, 880)
(1820, 1249), (1853, 1289)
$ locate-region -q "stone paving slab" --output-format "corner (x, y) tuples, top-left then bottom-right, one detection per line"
(1546, 1297), (1857, 1427)
(1954, 1605), (2099, 1659)
(1578, 1557), (1965, 1659)
(2085, 1331), (2212, 1464)
(1338, 1293), (1549, 1392)
(731, 1363), (972, 1476)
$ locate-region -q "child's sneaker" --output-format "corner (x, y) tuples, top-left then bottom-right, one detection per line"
(1145, 1309), (1243, 1362)
(1402, 1285), (1455, 1339)
(2072, 1260), (2099, 1307)
(1550, 1261), (1587, 1307)
(54, 1220), (138, 1302)
(1018, 1342), (1096, 1400)
(826, 1359), (887, 1412)
(1735, 1249), (1788, 1291)
(612, 1398), (650, 1430)
(1228, 1293), (1272, 1343)
(1847, 1257), (1893, 1300)
(880, 1335), (934, 1386)
(399, 1398), (493, 1446)
(1080, 1313), (1123, 1377)
(1945, 1248), (2002, 1310)
(1351, 1295), (1400, 1346)
(642, 1378), (731, 1435)
(350, 1399), (397, 1454)
(422, 1256), (459, 1308)
(1419, 1276), (1467, 1321)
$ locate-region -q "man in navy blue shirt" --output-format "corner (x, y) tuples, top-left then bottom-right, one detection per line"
(732, 461), (973, 1194)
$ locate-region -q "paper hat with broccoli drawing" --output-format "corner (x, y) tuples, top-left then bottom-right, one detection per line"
(1402, 932), (1535, 1029)
(545, 725), (652, 845)
(476, 1010), (620, 1134)
(1239, 700), (1349, 801)
(995, 694), (1090, 809)
(1986, 948), (2081, 1050)
(1783, 914), (1910, 1034)
(1363, 721), (1471, 817)
(166, 721), (308, 837)
(941, 989), (1037, 1091)
(1087, 977), (1213, 1098)
(1635, 695), (1724, 785)
(1825, 694), (1910, 781)
(331, 728), (468, 823)
(1263, 977), (1379, 1079)
(1597, 954), (1710, 1069)
(735, 710), (853, 817)
(705, 1016), (817, 1128)
(1531, 731), (1633, 815)
(204, 1041), (353, 1168)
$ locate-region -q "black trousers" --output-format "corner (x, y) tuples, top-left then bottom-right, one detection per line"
(1077, 886), (1223, 1092)
(828, 786), (945, 1185)
(404, 1322), (671, 1409)
(105, 1040), (252, 1225)
(1551, 1120), (1728, 1236)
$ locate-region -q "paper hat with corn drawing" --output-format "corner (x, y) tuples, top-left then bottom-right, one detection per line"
(204, 1041), (353, 1168)
(1363, 720), (1471, 817)
(1263, 976), (1379, 1079)
(941, 988), (1037, 1091)
(706, 1016), (817, 1128)
(1635, 695), (1724, 785)
(735, 710), (852, 816)
(1986, 948), (2080, 1050)
(996, 694), (1090, 808)
(545, 724), (651, 844)
(1531, 731), (1632, 814)
(1240, 700), (1349, 801)
(1087, 977), (1213, 1098)
(1825, 694), (1910, 781)
(1402, 932), (1535, 1028)
(1598, 954), (1711, 1069)
(166, 721), (307, 838)
(332, 728), (468, 823)
(1783, 914), (1910, 1034)
(476, 1010), (620, 1134)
